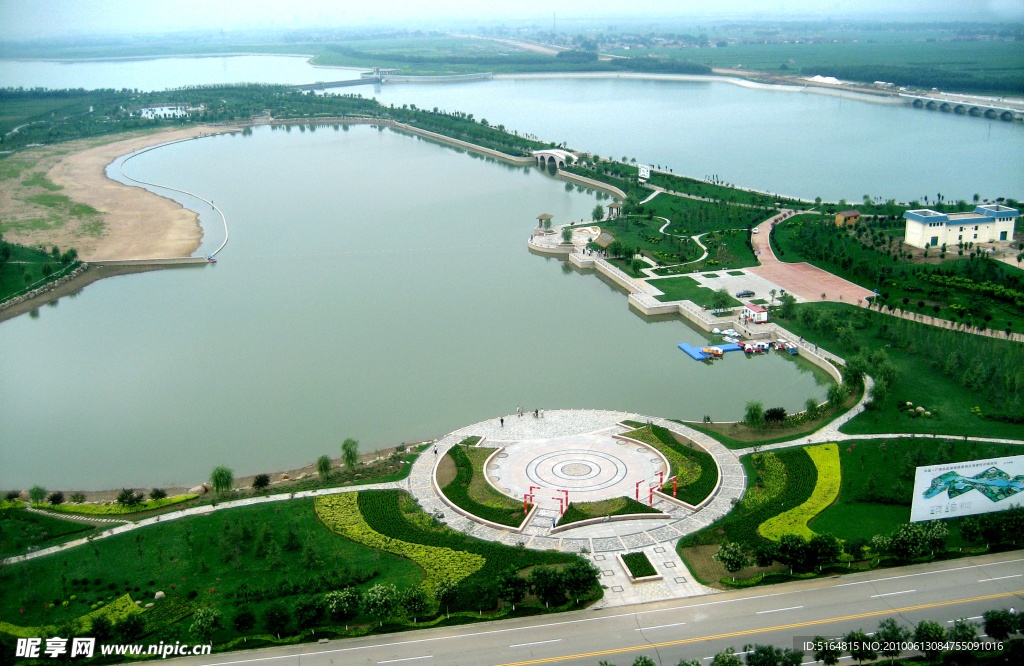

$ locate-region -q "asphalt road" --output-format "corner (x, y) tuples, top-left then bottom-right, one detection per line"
(167, 551), (1023, 666)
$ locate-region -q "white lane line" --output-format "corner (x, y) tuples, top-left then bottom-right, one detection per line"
(510, 639), (562, 649)
(635, 622), (686, 631)
(871, 590), (916, 598)
(704, 651), (752, 659)
(978, 575), (1022, 582)
(947, 616), (984, 623)
(835, 559), (1024, 587)
(756, 606), (804, 614)
(378, 657), (432, 664)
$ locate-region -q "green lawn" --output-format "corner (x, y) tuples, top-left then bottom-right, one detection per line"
(646, 171), (811, 210)
(0, 499), (423, 635)
(0, 508), (95, 559)
(0, 239), (81, 304)
(777, 303), (1024, 439)
(652, 275), (741, 307)
(808, 438), (1022, 542)
(643, 189), (772, 237)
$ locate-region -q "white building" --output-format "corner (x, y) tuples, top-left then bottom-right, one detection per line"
(742, 303), (768, 323)
(903, 205), (1019, 249)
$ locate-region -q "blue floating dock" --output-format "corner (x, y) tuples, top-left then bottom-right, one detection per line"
(678, 342), (744, 360)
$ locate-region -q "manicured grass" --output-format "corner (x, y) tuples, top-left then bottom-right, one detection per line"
(652, 275), (741, 307)
(621, 422), (719, 505)
(621, 551), (657, 578)
(808, 437), (1023, 542)
(643, 189), (774, 237)
(595, 214), (696, 265)
(646, 171), (810, 210)
(0, 498), (421, 634)
(35, 494), (197, 515)
(758, 443), (840, 541)
(776, 303), (1024, 439)
(0, 508), (94, 559)
(557, 497), (661, 526)
(440, 444), (526, 528)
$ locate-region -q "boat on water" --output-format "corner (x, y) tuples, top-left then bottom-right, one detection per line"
(701, 346), (724, 357)
(723, 336), (741, 344)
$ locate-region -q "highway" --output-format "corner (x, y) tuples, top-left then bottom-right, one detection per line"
(168, 552), (1022, 666)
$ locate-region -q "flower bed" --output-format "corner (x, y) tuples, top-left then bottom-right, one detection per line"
(440, 444), (526, 528)
(557, 496), (661, 527)
(621, 551), (657, 579)
(622, 422), (718, 505)
(355, 490), (576, 587)
(36, 494), (198, 515)
(315, 493), (484, 591)
(758, 443), (841, 541)
(740, 452), (786, 511)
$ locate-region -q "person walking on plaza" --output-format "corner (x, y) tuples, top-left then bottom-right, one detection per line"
(500, 417), (504, 427)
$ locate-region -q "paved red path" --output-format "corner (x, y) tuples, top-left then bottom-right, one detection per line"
(749, 212), (875, 304)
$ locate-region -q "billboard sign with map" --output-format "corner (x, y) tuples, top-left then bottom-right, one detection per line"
(638, 164), (650, 180)
(910, 454), (1024, 522)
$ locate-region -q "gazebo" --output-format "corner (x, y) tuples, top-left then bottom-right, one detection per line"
(606, 202), (622, 219)
(537, 213), (553, 229)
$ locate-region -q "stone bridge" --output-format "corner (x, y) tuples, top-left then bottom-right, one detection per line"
(532, 148), (577, 169)
(900, 94), (1023, 122)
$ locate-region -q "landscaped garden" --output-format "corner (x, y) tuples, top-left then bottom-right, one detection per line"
(620, 551), (657, 579)
(650, 276), (740, 308)
(556, 497), (661, 527)
(438, 439), (530, 528)
(0, 507), (94, 559)
(620, 423), (719, 505)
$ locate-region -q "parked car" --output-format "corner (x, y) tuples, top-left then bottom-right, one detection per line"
(751, 227), (760, 234)
(735, 290), (755, 298)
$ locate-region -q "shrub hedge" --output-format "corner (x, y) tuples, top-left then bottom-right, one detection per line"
(557, 497), (660, 526)
(441, 445), (526, 527)
(36, 494), (198, 515)
(622, 422), (719, 505)
(315, 493), (484, 592)
(679, 447), (817, 549)
(739, 452), (786, 511)
(621, 551), (657, 578)
(759, 444), (841, 541)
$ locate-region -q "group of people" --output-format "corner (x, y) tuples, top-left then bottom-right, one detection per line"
(500, 406), (544, 426)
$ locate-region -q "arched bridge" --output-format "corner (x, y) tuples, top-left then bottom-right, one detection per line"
(900, 94), (1023, 122)
(532, 148), (577, 169)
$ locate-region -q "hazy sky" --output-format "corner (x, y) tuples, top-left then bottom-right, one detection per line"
(2, 0), (1022, 40)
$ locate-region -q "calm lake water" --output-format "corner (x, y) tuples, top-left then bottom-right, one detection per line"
(0, 126), (829, 489)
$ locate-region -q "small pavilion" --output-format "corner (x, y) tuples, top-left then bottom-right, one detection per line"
(537, 213), (553, 229)
(606, 202), (622, 219)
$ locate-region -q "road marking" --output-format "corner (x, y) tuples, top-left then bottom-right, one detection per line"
(946, 616), (983, 623)
(870, 590), (915, 598)
(377, 657), (432, 664)
(510, 640), (562, 649)
(756, 606), (803, 614)
(834, 559), (1024, 587)
(978, 575), (1022, 582)
(491, 589), (1024, 666)
(635, 622), (686, 631)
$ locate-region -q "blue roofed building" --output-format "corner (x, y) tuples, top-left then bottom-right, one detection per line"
(903, 205), (1019, 249)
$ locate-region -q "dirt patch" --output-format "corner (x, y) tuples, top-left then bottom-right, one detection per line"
(436, 454), (457, 488)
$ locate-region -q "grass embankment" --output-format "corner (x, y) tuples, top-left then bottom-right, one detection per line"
(0, 237), (81, 304)
(557, 497), (660, 527)
(620, 423), (718, 505)
(621, 552), (657, 578)
(440, 440), (527, 528)
(810, 438), (1024, 542)
(33, 494), (197, 516)
(646, 171), (812, 210)
(0, 499), (422, 637)
(776, 302), (1024, 439)
(651, 275), (741, 307)
(0, 508), (95, 559)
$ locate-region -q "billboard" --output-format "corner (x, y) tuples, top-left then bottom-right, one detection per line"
(638, 164), (650, 180)
(910, 454), (1024, 522)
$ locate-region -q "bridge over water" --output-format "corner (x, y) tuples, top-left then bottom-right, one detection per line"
(900, 93), (1023, 121)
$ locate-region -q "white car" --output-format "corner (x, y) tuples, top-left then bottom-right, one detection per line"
(751, 227), (760, 234)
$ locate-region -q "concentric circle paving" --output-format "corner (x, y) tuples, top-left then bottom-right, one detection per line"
(527, 450), (628, 491)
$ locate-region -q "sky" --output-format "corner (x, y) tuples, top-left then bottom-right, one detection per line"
(1, 0), (1022, 40)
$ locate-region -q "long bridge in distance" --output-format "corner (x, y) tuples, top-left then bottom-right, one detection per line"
(293, 69), (493, 92)
(900, 93), (1024, 121)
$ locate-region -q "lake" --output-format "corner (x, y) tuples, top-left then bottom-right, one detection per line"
(0, 125), (829, 489)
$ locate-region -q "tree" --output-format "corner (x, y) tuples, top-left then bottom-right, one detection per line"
(210, 466), (234, 494)
(711, 647), (743, 666)
(713, 542), (748, 580)
(983, 609), (1015, 640)
(844, 629), (876, 665)
(115, 613), (146, 642)
(827, 383), (848, 409)
(400, 586), (430, 622)
(496, 568), (529, 610)
(807, 533), (842, 570)
(777, 534), (809, 573)
(262, 603), (291, 636)
(778, 293), (797, 319)
(561, 226), (573, 244)
(592, 204), (605, 221)
(529, 566), (566, 607)
(561, 559), (600, 603)
(190, 607), (222, 639)
(630, 657), (656, 666)
(47, 491), (64, 505)
(743, 401), (765, 429)
(435, 579), (459, 615)
(947, 617), (978, 642)
(28, 485), (47, 504)
(364, 583), (399, 626)
(293, 596), (323, 629)
(753, 542), (778, 568)
(233, 610), (256, 633)
(90, 615), (114, 643)
(149, 488), (167, 500)
(914, 620), (945, 661)
(342, 438), (360, 471)
(876, 618), (911, 663)
(116, 488), (143, 506)
(811, 635), (842, 665)
(768, 289), (777, 305)
(325, 588), (361, 621)
(252, 474), (270, 490)
(711, 288), (732, 313)
(316, 455), (332, 481)
(744, 644), (803, 666)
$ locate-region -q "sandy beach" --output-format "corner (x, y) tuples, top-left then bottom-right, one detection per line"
(43, 126), (224, 260)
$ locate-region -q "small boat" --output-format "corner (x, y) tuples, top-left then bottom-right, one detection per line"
(206, 255), (217, 263)
(701, 347), (723, 357)
(712, 328), (722, 334)
(784, 342), (799, 355)
(743, 343), (757, 354)
(722, 329), (739, 337)
(723, 336), (741, 344)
